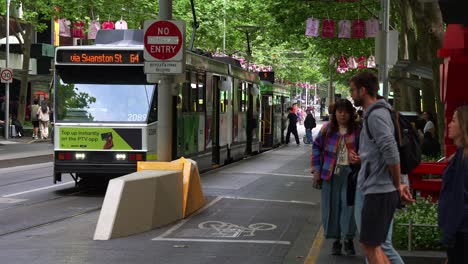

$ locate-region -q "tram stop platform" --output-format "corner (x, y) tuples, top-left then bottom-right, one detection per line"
(0, 122), (445, 264)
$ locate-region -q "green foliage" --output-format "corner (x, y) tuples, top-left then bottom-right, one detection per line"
(0, 0), (403, 93)
(56, 82), (96, 120)
(393, 196), (443, 251)
(421, 154), (443, 162)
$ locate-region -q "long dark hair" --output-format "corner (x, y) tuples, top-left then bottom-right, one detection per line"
(41, 101), (48, 113)
(329, 99), (357, 134)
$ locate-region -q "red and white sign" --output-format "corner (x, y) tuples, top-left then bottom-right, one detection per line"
(144, 20), (185, 61)
(0, 68), (13, 83)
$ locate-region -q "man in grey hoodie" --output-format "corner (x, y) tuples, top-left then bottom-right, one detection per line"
(348, 72), (413, 264)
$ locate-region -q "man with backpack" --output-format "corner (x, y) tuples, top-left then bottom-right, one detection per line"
(348, 72), (415, 264)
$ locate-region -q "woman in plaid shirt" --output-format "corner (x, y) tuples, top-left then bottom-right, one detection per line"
(312, 99), (361, 256)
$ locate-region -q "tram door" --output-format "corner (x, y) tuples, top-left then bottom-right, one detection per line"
(212, 76), (221, 165)
(261, 95), (273, 147)
(247, 85), (260, 153)
(281, 96), (289, 143)
(246, 84), (254, 153)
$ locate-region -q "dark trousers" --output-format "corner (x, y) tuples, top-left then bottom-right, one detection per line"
(447, 232), (468, 264)
(286, 126), (299, 144)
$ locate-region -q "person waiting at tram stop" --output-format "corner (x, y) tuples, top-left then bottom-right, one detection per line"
(30, 98), (40, 139)
(304, 109), (316, 144)
(285, 107), (300, 145)
(311, 99), (360, 256)
(11, 115), (24, 138)
(438, 105), (468, 264)
(422, 111), (436, 138)
(37, 101), (50, 140)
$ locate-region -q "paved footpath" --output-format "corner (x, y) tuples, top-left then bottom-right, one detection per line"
(0, 122), (443, 264)
(0, 137), (53, 168)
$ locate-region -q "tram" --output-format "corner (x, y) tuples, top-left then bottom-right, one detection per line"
(53, 30), (262, 184)
(259, 81), (291, 148)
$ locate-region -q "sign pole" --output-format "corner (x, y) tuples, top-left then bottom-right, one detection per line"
(380, 0), (390, 99)
(157, 0), (173, 161)
(4, 0), (10, 139)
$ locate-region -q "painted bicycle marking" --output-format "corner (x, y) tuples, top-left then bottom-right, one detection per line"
(198, 221), (277, 238)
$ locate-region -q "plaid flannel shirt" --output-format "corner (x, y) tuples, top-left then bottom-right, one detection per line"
(312, 122), (360, 181)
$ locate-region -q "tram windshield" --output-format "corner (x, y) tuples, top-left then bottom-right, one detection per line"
(55, 78), (155, 123)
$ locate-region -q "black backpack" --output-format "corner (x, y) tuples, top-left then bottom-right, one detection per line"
(365, 106), (422, 174)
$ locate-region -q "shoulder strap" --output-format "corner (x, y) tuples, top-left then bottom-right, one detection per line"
(364, 105), (389, 140)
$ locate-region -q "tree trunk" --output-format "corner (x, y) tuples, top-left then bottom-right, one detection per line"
(17, 24), (32, 123)
(409, 2), (445, 153)
(392, 0), (412, 111)
(425, 3), (445, 151)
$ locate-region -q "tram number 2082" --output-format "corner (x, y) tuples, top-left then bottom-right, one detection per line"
(127, 114), (147, 121)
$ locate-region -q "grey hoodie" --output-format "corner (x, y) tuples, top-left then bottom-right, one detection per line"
(357, 99), (399, 195)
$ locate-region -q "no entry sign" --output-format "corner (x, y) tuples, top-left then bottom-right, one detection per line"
(144, 20), (185, 61)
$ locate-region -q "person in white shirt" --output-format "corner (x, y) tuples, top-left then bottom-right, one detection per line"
(422, 111), (436, 137)
(37, 101), (50, 139)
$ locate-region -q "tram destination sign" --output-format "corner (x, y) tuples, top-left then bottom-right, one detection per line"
(56, 49), (143, 65)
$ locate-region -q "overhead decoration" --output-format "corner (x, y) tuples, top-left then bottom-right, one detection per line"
(58, 18), (132, 40)
(334, 55), (376, 74)
(212, 52), (274, 72)
(305, 18), (320, 37)
(322, 19), (335, 38)
(305, 18), (378, 39)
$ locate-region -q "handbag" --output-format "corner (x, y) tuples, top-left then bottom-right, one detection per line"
(346, 129), (360, 206)
(346, 165), (360, 206)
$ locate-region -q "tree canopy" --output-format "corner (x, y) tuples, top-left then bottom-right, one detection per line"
(1, 0), (443, 107)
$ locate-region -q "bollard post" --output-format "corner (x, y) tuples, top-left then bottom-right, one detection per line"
(408, 219), (413, 251)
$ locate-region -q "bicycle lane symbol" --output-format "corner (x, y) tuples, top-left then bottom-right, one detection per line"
(198, 221), (277, 238)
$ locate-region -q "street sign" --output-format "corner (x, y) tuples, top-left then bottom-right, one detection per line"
(144, 20), (185, 62)
(1, 68), (13, 83)
(144, 61), (183, 74)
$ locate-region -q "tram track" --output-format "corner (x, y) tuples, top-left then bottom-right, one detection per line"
(0, 187), (89, 211)
(0, 175), (53, 188)
(0, 206), (101, 238)
(0, 187), (105, 238)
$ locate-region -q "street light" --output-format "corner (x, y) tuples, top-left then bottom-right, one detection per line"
(235, 25), (260, 71)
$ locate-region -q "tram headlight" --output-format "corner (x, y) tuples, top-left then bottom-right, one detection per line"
(75, 153), (86, 160)
(115, 153), (127, 160)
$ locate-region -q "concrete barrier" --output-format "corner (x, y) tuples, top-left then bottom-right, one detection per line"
(93, 158), (205, 240)
(93, 169), (184, 240)
(137, 158), (206, 217)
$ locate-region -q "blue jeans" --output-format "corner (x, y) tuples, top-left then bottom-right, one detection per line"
(321, 166), (356, 240)
(305, 128), (313, 144)
(355, 190), (404, 264)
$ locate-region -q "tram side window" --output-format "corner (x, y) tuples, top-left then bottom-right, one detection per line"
(274, 96), (282, 113)
(220, 91), (228, 113)
(196, 73), (205, 112)
(183, 71), (205, 113)
(190, 72), (198, 112)
(182, 72), (191, 112)
(239, 82), (248, 112)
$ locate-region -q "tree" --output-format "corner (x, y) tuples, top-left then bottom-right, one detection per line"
(0, 0), (157, 123)
(0, 0), (447, 129)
